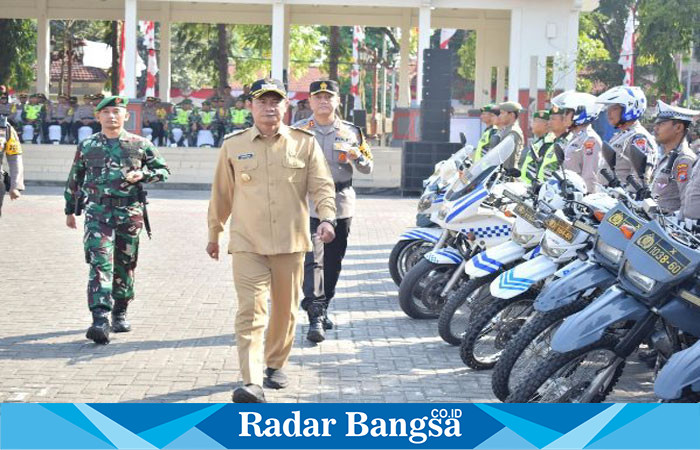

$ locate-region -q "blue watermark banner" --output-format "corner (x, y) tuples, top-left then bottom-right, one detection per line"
(2, 403), (699, 449)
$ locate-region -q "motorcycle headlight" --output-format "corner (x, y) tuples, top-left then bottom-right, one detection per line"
(512, 226), (537, 246)
(541, 235), (566, 258)
(623, 261), (656, 293)
(595, 238), (623, 265)
(417, 193), (436, 212)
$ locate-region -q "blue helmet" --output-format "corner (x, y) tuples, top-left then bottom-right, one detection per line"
(596, 86), (647, 124)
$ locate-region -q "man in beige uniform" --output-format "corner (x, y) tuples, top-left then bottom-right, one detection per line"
(207, 78), (337, 403)
(489, 102), (524, 170)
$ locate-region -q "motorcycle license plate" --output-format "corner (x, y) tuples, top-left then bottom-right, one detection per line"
(514, 203), (538, 226)
(545, 216), (576, 242)
(606, 210), (642, 231)
(633, 230), (690, 275)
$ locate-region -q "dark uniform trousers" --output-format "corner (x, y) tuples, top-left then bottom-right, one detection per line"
(301, 216), (352, 310)
(143, 121), (165, 146)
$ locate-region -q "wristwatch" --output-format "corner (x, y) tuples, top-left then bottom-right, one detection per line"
(320, 218), (337, 228)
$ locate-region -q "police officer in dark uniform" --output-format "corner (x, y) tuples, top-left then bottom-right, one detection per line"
(143, 96), (165, 145)
(294, 80), (373, 343)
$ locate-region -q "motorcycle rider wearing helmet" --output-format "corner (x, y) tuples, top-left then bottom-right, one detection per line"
(651, 100), (699, 216)
(519, 110), (556, 184)
(472, 104), (500, 162)
(551, 91), (603, 193)
(489, 101), (524, 171)
(597, 86), (658, 194)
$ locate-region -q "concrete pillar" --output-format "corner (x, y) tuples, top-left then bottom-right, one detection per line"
(282, 5), (290, 80)
(563, 10), (580, 90)
(398, 13), (411, 108)
(271, 1), (285, 80)
(496, 65), (506, 102)
(159, 4), (171, 102)
(474, 26), (489, 106)
(507, 7), (522, 101)
(416, 4), (431, 105)
(528, 55), (539, 110)
(123, 0), (138, 98)
(36, 0), (50, 96)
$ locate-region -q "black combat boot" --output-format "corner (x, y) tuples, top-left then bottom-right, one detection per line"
(111, 299), (132, 333)
(86, 307), (110, 344)
(322, 308), (334, 330)
(307, 302), (326, 343)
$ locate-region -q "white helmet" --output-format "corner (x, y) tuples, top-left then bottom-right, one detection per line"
(551, 90), (602, 126)
(538, 170), (587, 210)
(596, 86), (647, 123)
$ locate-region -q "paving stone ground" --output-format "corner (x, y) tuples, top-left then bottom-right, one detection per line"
(0, 188), (655, 403)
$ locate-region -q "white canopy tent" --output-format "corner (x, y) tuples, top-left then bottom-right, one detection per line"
(1, 0), (597, 105)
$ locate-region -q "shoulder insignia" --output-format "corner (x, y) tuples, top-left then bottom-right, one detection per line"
(289, 126), (315, 136)
(222, 128), (250, 141)
(631, 134), (649, 152)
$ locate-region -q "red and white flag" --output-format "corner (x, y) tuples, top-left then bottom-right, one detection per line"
(618, 7), (635, 86)
(439, 29), (457, 49)
(141, 21), (158, 97)
(118, 21), (126, 95)
(351, 25), (365, 109)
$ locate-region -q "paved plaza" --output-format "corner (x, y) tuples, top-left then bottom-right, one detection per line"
(0, 188), (654, 403)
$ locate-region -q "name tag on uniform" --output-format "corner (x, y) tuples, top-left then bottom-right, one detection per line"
(237, 153), (254, 160)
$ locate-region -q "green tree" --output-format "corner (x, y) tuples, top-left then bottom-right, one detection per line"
(0, 19), (37, 91)
(636, 0), (700, 98)
(171, 23), (323, 90)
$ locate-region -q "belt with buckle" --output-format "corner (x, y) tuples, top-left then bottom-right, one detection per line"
(335, 180), (352, 192)
(88, 194), (139, 207)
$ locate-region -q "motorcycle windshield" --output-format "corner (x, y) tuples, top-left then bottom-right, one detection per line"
(466, 135), (515, 181)
(445, 165), (497, 202)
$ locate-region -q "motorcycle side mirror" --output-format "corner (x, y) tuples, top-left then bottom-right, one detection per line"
(460, 132), (467, 146)
(628, 141), (648, 179)
(505, 168), (521, 178)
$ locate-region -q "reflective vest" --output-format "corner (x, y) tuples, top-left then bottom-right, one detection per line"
(520, 133), (556, 184)
(230, 108), (250, 126)
(474, 126), (494, 162)
(199, 110), (215, 125)
(172, 108), (191, 125)
(25, 104), (42, 121)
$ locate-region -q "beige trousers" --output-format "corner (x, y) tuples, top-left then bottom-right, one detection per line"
(231, 251), (305, 386)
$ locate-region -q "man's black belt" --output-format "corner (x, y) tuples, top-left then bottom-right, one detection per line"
(335, 180), (352, 192)
(88, 194), (140, 207)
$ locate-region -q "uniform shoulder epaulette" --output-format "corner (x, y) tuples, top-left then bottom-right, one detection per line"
(343, 121), (364, 134)
(289, 126), (315, 136)
(222, 128), (250, 141)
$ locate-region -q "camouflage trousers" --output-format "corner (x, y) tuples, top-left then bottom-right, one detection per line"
(83, 217), (143, 311)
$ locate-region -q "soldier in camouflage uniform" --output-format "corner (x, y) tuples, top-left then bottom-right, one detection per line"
(64, 95), (170, 344)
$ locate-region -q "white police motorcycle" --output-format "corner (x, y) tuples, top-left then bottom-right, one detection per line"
(397, 136), (520, 319)
(388, 139), (471, 286)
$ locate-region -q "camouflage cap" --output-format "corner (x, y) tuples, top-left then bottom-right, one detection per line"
(95, 95), (129, 111)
